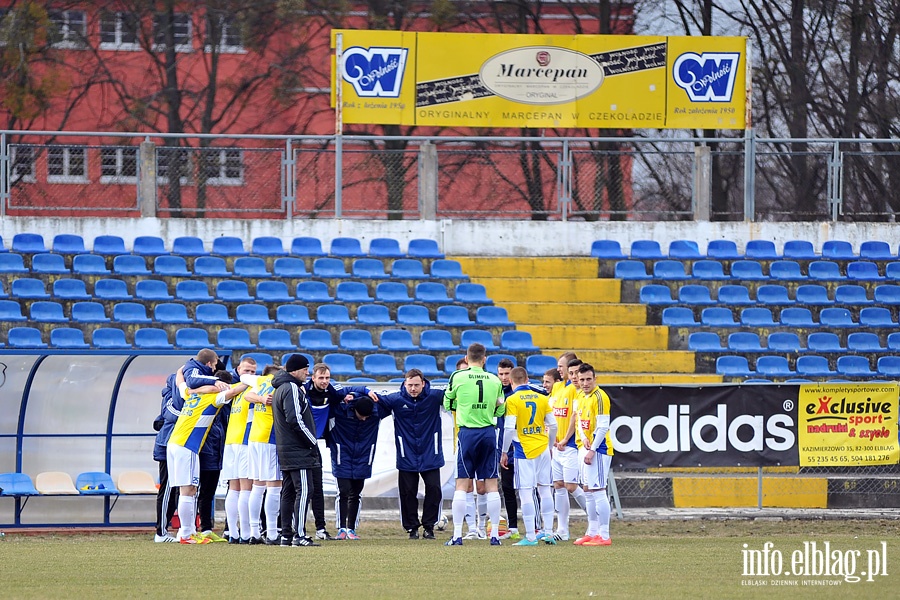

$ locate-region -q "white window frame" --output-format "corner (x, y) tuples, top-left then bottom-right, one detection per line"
(47, 147), (89, 183)
(205, 12), (245, 54)
(10, 146), (36, 184)
(203, 149), (244, 186)
(48, 10), (87, 49)
(157, 147), (191, 185)
(99, 11), (141, 51)
(153, 12), (193, 53)
(99, 147), (138, 184)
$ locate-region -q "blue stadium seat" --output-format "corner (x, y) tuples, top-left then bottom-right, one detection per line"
(397, 305), (435, 326)
(485, 354), (517, 373)
(363, 354), (402, 377)
(431, 259), (468, 280)
(420, 330), (456, 351)
(822, 240), (855, 260)
(691, 260), (728, 280)
(212, 236), (248, 257)
(336, 281), (374, 303)
(51, 327), (89, 349)
(783, 240), (817, 260)
(807, 332), (845, 352)
(779, 307), (818, 328)
(357, 304), (394, 325)
(661, 307), (698, 326)
(134, 328), (174, 349)
(291, 237), (326, 257)
(251, 236), (287, 257)
(836, 355), (874, 377)
(176, 280), (213, 302)
(72, 301), (109, 323)
(860, 241), (893, 260)
(0, 235), (6, 252)
(72, 254), (110, 275)
(31, 253), (69, 274)
(795, 284), (833, 306)
(717, 285), (754, 306)
(7, 327), (46, 348)
(415, 282), (451, 303)
(876, 356), (900, 378)
(352, 258), (389, 279)
(847, 332), (885, 353)
(756, 285), (794, 305)
(273, 257), (311, 278)
(74, 472), (119, 496)
(668, 240), (701, 259)
(0, 300), (26, 321)
(614, 260), (651, 280)
(12, 233), (47, 254)
(846, 261), (883, 281)
(93, 328), (130, 349)
(52, 234), (86, 254)
(833, 284), (871, 306)
(859, 307), (896, 328)
(744, 240), (779, 259)
(404, 355), (442, 378)
(500, 330), (539, 352)
(379, 329), (418, 352)
(766, 332), (802, 353)
(113, 254), (150, 275)
(11, 278), (50, 299)
(436, 305), (473, 326)
(296, 281), (333, 302)
(154, 255), (190, 277)
(375, 282), (412, 302)
(706, 240), (741, 260)
(154, 303), (192, 324)
(769, 260), (806, 280)
(796, 355), (836, 377)
(233, 257), (271, 278)
(755, 356), (794, 378)
(678, 285), (716, 305)
(688, 332), (724, 352)
(216, 281), (254, 302)
(444, 354), (466, 374)
(340, 329), (378, 351)
(93, 235), (127, 256)
(476, 306), (513, 326)
(193, 256), (231, 277)
(819, 307), (858, 328)
(218, 328), (254, 349)
(172, 236), (208, 257)
(653, 260), (690, 280)
(874, 284), (900, 305)
(808, 261), (845, 281)
(639, 284), (674, 305)
(701, 307), (739, 327)
(407, 239), (443, 259)
(740, 307), (776, 327)
(235, 304), (274, 324)
(194, 303), (234, 325)
(330, 237), (364, 257)
(630, 240), (663, 259)
(135, 280), (173, 301)
(258, 329), (295, 351)
(276, 305), (314, 325)
(133, 236), (168, 256)
(256, 281), (293, 303)
(785, 379), (814, 384)
(175, 328), (211, 349)
(730, 260), (767, 280)
(52, 278), (90, 301)
(30, 301), (66, 323)
(715, 355), (754, 377)
(460, 329), (498, 350)
(455, 283), (491, 304)
(0, 253), (28, 273)
(728, 332), (765, 353)
(316, 304), (354, 325)
(391, 259), (428, 279)
(313, 257), (350, 278)
(322, 353), (361, 376)
(368, 238), (404, 258)
(113, 302), (151, 324)
(590, 240), (625, 259)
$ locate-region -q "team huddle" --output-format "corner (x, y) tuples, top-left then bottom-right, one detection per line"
(152, 344), (613, 547)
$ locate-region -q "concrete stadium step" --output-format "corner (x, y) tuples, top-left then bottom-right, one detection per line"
(541, 350), (697, 373)
(592, 373), (723, 384)
(504, 302), (647, 325)
(474, 278), (620, 303)
(525, 324), (668, 350)
(452, 257), (598, 279)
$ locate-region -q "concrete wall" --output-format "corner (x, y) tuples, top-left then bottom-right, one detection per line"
(2, 216), (899, 256)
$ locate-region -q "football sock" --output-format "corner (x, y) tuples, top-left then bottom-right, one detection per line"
(519, 486), (536, 540)
(264, 486), (281, 540)
(238, 489), (251, 541)
(596, 489), (611, 539)
(486, 491), (502, 539)
(538, 486), (555, 534)
(584, 491), (598, 537)
(477, 493), (488, 530)
(571, 486), (588, 512)
(249, 484), (266, 539)
(451, 490), (466, 539)
(555, 487), (570, 533)
(465, 492), (476, 529)
(224, 489), (239, 539)
(177, 494), (196, 539)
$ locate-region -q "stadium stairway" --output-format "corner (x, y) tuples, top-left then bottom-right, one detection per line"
(451, 257), (723, 384)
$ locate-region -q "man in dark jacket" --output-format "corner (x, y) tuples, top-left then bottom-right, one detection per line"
(271, 353), (321, 547)
(376, 369), (445, 540)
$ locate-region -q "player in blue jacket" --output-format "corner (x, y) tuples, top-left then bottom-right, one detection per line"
(376, 369), (446, 540)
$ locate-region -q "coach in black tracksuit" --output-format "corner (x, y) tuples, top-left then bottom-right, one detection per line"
(271, 354), (321, 547)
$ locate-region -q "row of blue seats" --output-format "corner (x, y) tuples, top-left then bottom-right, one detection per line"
(617, 259), (895, 281)
(0, 254), (466, 280)
(690, 331), (900, 354)
(0, 278), (494, 305)
(1, 234), (443, 259)
(641, 283), (900, 307)
(716, 354), (900, 379)
(593, 239), (898, 260)
(662, 306), (896, 328)
(0, 300), (512, 328)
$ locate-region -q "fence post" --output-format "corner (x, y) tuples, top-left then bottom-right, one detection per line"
(0, 132), (7, 217)
(743, 128), (756, 221)
(418, 141), (437, 220)
(138, 140), (157, 218)
(283, 139), (296, 219)
(693, 144), (711, 221)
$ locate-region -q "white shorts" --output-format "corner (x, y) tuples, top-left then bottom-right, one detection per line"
(167, 443), (199, 488)
(222, 444), (251, 481)
(249, 441), (281, 482)
(551, 445), (579, 484)
(513, 449), (552, 489)
(578, 448), (612, 490)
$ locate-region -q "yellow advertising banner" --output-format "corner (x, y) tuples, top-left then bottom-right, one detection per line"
(332, 30), (747, 129)
(797, 383), (900, 467)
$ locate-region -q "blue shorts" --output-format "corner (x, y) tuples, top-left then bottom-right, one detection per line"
(457, 426), (498, 480)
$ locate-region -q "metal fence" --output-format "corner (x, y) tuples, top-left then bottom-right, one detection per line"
(2, 130), (899, 221)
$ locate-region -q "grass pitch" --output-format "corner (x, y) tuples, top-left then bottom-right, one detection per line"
(1, 519), (898, 599)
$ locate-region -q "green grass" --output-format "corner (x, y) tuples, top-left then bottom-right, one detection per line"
(1, 519), (899, 599)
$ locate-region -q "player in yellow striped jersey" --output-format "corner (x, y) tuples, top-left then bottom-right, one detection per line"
(221, 356), (258, 544)
(550, 354), (589, 541)
(572, 363), (613, 547)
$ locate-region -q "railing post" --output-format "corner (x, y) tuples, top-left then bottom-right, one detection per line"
(138, 140), (157, 218)
(560, 139), (571, 222)
(693, 144), (711, 221)
(418, 140), (437, 220)
(830, 140), (843, 221)
(0, 132), (7, 217)
(283, 138), (296, 219)
(743, 128), (756, 221)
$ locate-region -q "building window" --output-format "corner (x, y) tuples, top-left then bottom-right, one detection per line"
(100, 12), (140, 50)
(153, 12), (192, 52)
(206, 12), (244, 53)
(49, 10), (87, 48)
(0, 9), (9, 47)
(11, 146), (36, 183)
(100, 148), (138, 183)
(157, 147), (191, 184)
(202, 149), (244, 185)
(47, 147), (88, 183)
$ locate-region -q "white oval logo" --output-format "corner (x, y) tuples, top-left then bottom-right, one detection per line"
(479, 46), (604, 106)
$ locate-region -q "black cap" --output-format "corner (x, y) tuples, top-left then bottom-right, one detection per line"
(285, 354), (310, 373)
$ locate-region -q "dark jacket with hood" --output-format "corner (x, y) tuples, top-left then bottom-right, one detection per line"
(271, 370), (321, 471)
